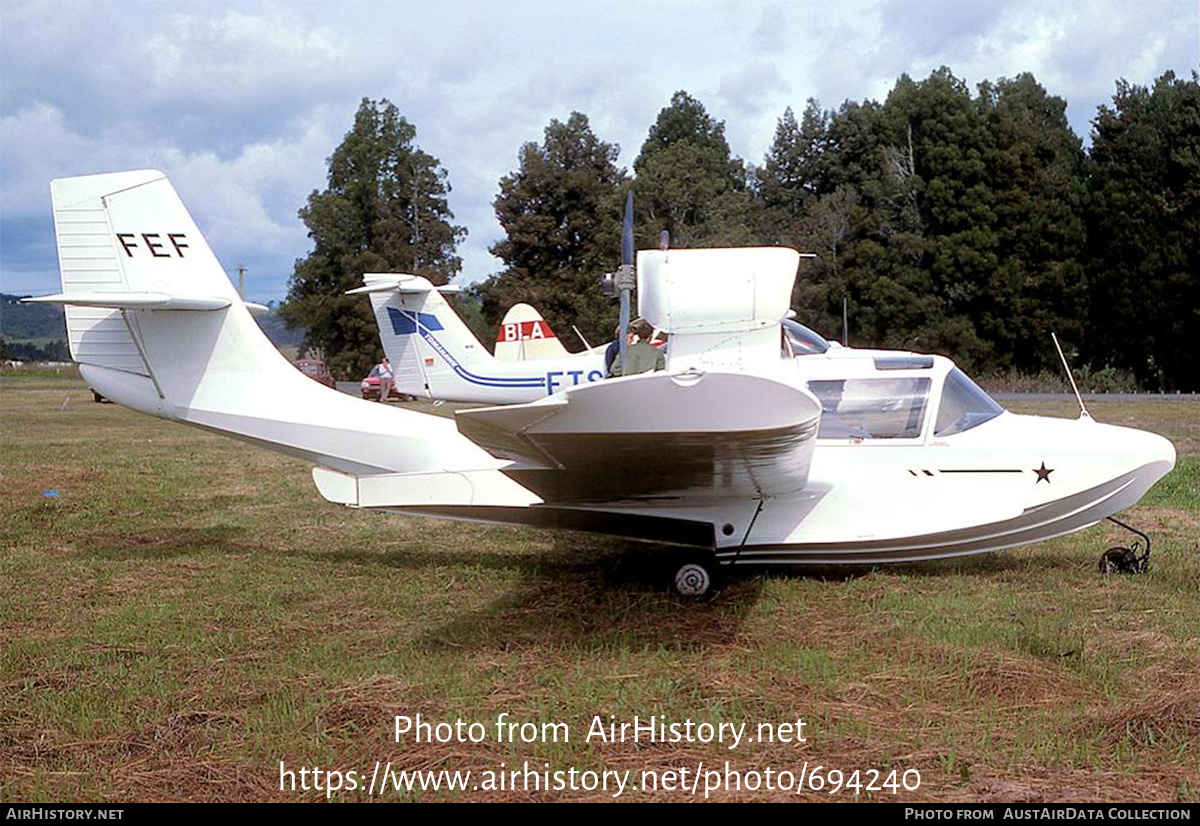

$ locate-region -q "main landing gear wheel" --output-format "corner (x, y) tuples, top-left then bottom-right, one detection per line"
(673, 560), (717, 597)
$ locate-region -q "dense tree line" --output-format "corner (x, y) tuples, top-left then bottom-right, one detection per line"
(0, 294), (71, 361)
(0, 337), (70, 362)
(282, 71), (1198, 389)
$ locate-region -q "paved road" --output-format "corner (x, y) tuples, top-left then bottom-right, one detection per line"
(992, 393), (1199, 402)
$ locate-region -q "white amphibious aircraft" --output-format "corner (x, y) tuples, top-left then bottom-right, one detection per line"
(351, 275), (608, 403)
(28, 170), (1176, 595)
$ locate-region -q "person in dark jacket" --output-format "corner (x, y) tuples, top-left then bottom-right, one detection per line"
(609, 319), (665, 377)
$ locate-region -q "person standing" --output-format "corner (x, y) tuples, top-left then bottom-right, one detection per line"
(377, 356), (393, 403)
(604, 325), (621, 376)
(609, 319), (665, 377)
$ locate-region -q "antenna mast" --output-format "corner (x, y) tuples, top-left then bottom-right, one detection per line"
(1052, 332), (1090, 420)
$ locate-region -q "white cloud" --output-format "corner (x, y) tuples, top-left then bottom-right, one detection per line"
(719, 62), (791, 117)
(750, 3), (788, 55)
(142, 8), (345, 106)
(0, 97), (346, 297)
(0, 103), (90, 209)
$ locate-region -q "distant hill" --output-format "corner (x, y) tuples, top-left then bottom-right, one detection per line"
(0, 293), (305, 349)
(1, 293), (66, 340)
(253, 307), (306, 348)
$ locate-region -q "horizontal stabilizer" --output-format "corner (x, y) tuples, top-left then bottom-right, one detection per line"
(347, 274), (461, 295)
(23, 292), (231, 311)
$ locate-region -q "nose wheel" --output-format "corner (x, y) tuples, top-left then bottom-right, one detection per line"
(672, 557), (718, 597)
(1098, 516), (1151, 574)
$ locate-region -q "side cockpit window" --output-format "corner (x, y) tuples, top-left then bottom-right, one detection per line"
(808, 378), (930, 439)
(934, 368), (1004, 436)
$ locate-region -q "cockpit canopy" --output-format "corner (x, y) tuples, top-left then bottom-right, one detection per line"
(807, 366), (1003, 440)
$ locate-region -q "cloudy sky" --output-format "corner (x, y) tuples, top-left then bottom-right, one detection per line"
(1, 0), (1196, 303)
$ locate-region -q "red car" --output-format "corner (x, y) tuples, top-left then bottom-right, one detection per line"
(361, 365), (407, 401)
(293, 358), (335, 389)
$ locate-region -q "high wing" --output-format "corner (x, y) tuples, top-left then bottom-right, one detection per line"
(315, 367), (821, 551)
(455, 369), (820, 502)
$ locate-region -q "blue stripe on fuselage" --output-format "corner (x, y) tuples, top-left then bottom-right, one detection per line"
(390, 306), (546, 388)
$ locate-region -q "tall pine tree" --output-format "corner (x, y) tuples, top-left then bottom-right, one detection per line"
(280, 98), (464, 378)
(978, 73), (1087, 372)
(756, 100), (830, 244)
(633, 91), (756, 246)
(476, 112), (629, 345)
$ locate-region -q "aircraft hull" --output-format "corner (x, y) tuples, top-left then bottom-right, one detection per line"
(399, 413), (1175, 568)
(721, 461), (1170, 566)
(397, 455), (1169, 566)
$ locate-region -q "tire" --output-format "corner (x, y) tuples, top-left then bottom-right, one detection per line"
(1098, 546), (1139, 574)
(673, 561), (715, 597)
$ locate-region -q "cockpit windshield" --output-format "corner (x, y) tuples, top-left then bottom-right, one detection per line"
(934, 368), (1004, 436)
(783, 320), (831, 356)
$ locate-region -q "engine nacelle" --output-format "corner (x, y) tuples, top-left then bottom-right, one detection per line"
(637, 247), (799, 334)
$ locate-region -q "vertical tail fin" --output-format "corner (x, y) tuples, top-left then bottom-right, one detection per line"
(26, 171), (510, 479)
(41, 171), (236, 375)
(362, 276), (547, 403)
(494, 303), (571, 361)
(359, 278), (608, 404)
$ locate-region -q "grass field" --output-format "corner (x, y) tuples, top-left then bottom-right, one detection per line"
(1, 377), (1196, 802)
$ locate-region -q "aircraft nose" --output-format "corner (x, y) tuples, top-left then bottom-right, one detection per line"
(1106, 423), (1176, 477)
(1155, 431), (1176, 466)
(1132, 427), (1176, 469)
